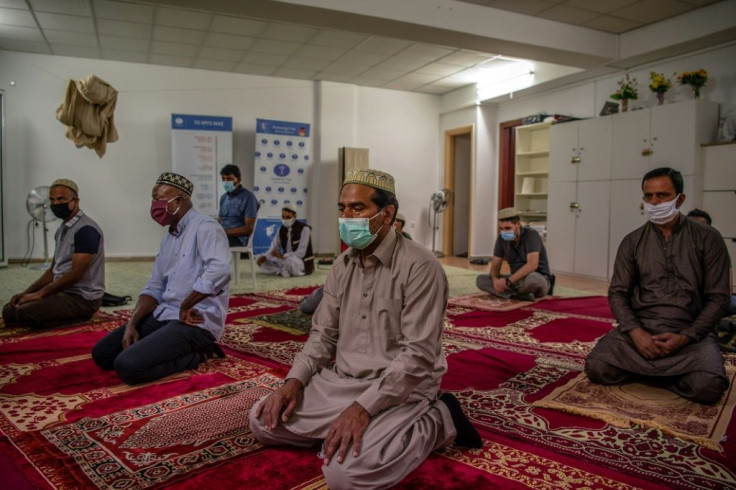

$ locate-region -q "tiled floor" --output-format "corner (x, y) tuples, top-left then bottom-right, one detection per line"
(438, 255), (609, 296)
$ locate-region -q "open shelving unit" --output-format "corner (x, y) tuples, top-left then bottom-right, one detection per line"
(514, 121), (551, 230)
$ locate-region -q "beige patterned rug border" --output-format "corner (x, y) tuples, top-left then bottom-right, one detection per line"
(533, 367), (736, 452)
(448, 292), (533, 312)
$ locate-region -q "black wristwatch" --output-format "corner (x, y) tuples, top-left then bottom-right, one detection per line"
(505, 278), (513, 288)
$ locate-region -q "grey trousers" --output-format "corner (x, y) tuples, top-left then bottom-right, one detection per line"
(476, 272), (549, 299)
(91, 313), (216, 385)
(249, 372), (455, 489)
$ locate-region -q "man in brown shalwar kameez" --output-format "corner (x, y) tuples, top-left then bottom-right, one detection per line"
(250, 168), (481, 489)
(586, 167), (731, 404)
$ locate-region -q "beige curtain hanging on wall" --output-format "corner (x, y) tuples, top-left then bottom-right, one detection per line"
(56, 75), (119, 158)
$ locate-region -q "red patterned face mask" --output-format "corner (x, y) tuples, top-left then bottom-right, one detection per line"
(150, 196), (180, 227)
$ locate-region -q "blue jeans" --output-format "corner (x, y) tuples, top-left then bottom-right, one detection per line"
(91, 313), (215, 385)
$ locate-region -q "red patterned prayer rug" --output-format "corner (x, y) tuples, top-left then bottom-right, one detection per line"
(1, 290), (735, 489)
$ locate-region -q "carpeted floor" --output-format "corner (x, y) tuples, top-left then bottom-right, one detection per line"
(0, 260), (591, 311)
(1, 289), (734, 489)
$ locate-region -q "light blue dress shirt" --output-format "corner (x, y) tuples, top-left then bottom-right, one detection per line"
(141, 209), (231, 340)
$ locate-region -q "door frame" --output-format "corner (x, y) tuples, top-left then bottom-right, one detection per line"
(498, 118), (523, 209)
(442, 125), (475, 257)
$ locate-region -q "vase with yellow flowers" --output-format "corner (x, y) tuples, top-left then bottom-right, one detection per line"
(610, 74), (638, 112)
(677, 69), (708, 99)
(648, 71), (672, 105)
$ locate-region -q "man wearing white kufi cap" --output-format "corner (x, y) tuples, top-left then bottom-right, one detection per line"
(251, 168), (481, 489)
(3, 178), (105, 329)
(476, 207), (552, 301)
(257, 203), (314, 277)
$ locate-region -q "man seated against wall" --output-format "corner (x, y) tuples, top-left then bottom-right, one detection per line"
(394, 212), (413, 240)
(250, 168), (481, 489)
(218, 164), (258, 248)
(257, 204), (314, 278)
(586, 167), (731, 404)
(3, 179), (105, 329)
(687, 208), (736, 318)
(92, 173), (230, 385)
(476, 207), (551, 302)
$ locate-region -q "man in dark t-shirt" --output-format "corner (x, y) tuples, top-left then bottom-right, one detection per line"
(476, 207), (551, 301)
(3, 179), (105, 329)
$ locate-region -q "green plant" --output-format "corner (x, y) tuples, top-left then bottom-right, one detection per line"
(677, 69), (708, 98)
(611, 74), (638, 101)
(648, 71), (672, 93)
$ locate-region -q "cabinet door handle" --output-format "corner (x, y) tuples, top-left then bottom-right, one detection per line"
(571, 156), (581, 164)
(570, 202), (580, 210)
(642, 148), (653, 156)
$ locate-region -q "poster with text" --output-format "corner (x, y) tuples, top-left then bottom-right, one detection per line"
(253, 118), (311, 255)
(171, 114), (233, 217)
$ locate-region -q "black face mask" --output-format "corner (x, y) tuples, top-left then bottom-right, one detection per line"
(50, 202), (73, 220)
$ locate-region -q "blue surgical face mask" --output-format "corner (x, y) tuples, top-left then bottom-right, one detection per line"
(338, 210), (383, 249)
(500, 230), (516, 241)
(223, 181), (235, 193)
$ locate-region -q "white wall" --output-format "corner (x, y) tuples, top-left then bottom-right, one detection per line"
(0, 51), (443, 259)
(354, 87), (441, 247)
(498, 42), (736, 122)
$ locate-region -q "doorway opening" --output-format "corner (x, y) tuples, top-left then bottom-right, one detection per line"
(442, 125), (474, 258)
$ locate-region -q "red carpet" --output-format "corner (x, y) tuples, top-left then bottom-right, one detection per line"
(1, 291), (735, 489)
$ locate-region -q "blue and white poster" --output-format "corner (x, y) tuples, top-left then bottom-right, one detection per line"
(253, 118), (311, 255)
(171, 114), (233, 217)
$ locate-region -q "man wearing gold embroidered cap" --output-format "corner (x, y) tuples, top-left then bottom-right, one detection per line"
(251, 168), (481, 488)
(3, 178), (105, 329)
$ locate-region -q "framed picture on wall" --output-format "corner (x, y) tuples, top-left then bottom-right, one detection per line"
(600, 101), (619, 116)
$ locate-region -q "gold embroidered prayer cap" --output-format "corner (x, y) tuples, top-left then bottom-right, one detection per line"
(497, 207), (521, 220)
(156, 172), (193, 196)
(342, 168), (395, 194)
(51, 178), (79, 195)
(282, 203), (297, 214)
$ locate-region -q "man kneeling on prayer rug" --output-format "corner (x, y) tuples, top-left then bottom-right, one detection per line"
(250, 168), (481, 489)
(585, 167), (731, 404)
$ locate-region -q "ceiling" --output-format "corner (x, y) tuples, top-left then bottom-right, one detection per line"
(0, 0), (729, 96)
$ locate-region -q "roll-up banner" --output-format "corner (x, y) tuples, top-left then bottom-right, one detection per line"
(171, 114), (233, 217)
(252, 119), (311, 255)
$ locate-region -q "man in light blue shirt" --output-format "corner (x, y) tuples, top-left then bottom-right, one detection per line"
(92, 172), (231, 385)
(219, 164), (258, 247)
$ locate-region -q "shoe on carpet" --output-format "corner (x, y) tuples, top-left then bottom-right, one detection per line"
(280, 270), (291, 278)
(201, 343), (226, 361)
(439, 392), (482, 449)
(510, 292), (535, 302)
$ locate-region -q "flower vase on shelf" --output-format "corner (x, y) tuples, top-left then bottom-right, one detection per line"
(611, 73), (637, 114)
(649, 71), (671, 107)
(677, 69), (707, 101)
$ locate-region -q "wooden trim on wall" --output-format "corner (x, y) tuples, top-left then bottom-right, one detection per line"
(498, 119), (523, 209)
(443, 125), (474, 257)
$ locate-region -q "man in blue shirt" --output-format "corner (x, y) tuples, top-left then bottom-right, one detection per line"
(92, 172), (231, 385)
(218, 164), (258, 247)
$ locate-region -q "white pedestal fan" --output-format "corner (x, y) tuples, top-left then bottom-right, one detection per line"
(26, 186), (57, 270)
(428, 188), (451, 257)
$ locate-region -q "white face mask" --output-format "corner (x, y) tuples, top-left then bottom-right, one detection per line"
(643, 194), (680, 225)
(282, 218), (295, 228)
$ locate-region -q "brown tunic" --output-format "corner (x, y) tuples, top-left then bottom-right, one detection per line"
(588, 214), (730, 377)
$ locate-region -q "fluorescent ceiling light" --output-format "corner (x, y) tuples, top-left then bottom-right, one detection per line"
(476, 59), (534, 101)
